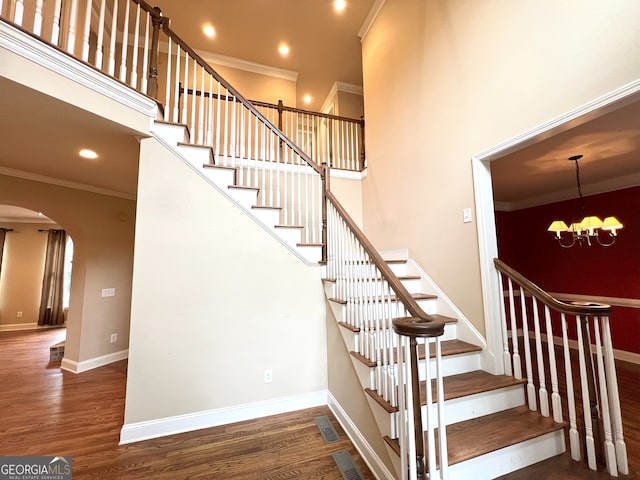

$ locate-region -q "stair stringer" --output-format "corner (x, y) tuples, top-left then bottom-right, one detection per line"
(149, 127), (321, 264)
(380, 250), (492, 371)
(325, 299), (399, 480)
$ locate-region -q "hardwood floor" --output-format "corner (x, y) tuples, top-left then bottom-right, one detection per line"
(0, 329), (375, 479)
(1, 328), (637, 479)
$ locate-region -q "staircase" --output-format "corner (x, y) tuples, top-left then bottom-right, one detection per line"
(323, 252), (567, 479)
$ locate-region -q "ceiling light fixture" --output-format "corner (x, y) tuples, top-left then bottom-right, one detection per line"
(334, 0), (346, 12)
(278, 43), (290, 56)
(547, 154), (623, 248)
(203, 25), (215, 38)
(303, 95), (312, 104)
(79, 149), (98, 159)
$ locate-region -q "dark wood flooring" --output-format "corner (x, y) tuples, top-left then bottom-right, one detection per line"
(1, 328), (638, 479)
(0, 329), (375, 479)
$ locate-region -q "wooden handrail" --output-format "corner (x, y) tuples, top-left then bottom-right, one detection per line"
(154, 23), (322, 176)
(325, 190), (445, 338)
(494, 258), (612, 317)
(251, 99), (364, 125)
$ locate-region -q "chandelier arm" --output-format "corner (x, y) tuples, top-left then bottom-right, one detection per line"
(557, 234), (576, 248)
(596, 233), (616, 247)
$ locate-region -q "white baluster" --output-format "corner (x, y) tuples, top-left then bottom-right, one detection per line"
(561, 313), (581, 461)
(141, 10), (150, 94)
(171, 44), (180, 123)
(425, 338), (436, 477)
(190, 58), (197, 142)
(206, 75), (213, 146)
(118, 0), (130, 82)
(506, 278), (522, 379)
(66, 0), (78, 54)
(81, 0), (91, 61)
(576, 315), (597, 470)
(107, 0), (118, 76)
(180, 52), (188, 125)
(197, 66), (204, 145)
(531, 298), (549, 416)
(94, 0), (106, 69)
(602, 316), (629, 474)
(129, 4), (140, 88)
(13, 0), (23, 26)
(593, 317), (618, 476)
(519, 288), (537, 411)
(163, 37), (172, 122)
(544, 305), (562, 422)
(33, 0), (44, 36)
(215, 81), (222, 158)
(497, 272), (513, 376)
(436, 337), (449, 480)
(223, 87), (229, 158)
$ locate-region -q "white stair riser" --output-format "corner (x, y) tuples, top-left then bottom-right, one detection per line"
(175, 144), (213, 167)
(227, 188), (258, 210)
(447, 430), (566, 479)
(296, 245), (322, 263)
(251, 208), (281, 227)
(421, 385), (525, 429)
(273, 227), (302, 247)
(201, 168), (236, 190)
(151, 123), (189, 145)
(420, 350), (482, 379)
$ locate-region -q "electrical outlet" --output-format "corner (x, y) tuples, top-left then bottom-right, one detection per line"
(110, 333), (118, 343)
(17, 311), (23, 318)
(463, 208), (472, 223)
(264, 369), (273, 383)
(102, 288), (116, 297)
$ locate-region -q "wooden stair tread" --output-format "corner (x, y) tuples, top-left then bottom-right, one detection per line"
(252, 205), (282, 211)
(365, 370), (526, 413)
(349, 339), (481, 370)
(203, 163), (236, 171)
(297, 243), (323, 247)
(178, 141), (212, 150)
(446, 405), (567, 465)
(328, 293), (437, 305)
(228, 185), (259, 192)
(275, 224), (304, 229)
(384, 406), (567, 465)
(322, 275), (421, 282)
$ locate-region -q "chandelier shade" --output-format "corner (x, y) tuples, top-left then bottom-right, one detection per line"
(547, 155), (623, 248)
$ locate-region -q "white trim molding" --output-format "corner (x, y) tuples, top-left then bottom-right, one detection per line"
(0, 21), (158, 119)
(328, 392), (396, 480)
(358, 0), (386, 41)
(321, 81), (364, 115)
(61, 349), (128, 374)
(195, 49), (298, 82)
(120, 390), (328, 445)
(473, 77), (640, 375)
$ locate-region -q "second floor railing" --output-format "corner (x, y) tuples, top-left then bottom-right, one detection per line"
(494, 259), (628, 477)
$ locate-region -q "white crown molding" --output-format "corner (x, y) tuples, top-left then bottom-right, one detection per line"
(358, 0), (386, 41)
(61, 349), (128, 374)
(0, 166), (135, 200)
(120, 390), (328, 444)
(0, 21), (158, 119)
(328, 392), (396, 480)
(495, 172), (640, 212)
(321, 82), (364, 115)
(194, 49), (298, 82)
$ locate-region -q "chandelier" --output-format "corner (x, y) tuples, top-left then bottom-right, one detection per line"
(547, 155), (623, 248)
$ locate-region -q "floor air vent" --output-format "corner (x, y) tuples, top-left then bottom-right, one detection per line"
(332, 450), (364, 480)
(314, 415), (339, 443)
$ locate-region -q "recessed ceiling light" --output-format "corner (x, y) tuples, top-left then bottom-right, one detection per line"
(203, 25), (215, 38)
(303, 95), (312, 104)
(334, 0), (346, 12)
(79, 149), (98, 159)
(278, 43), (290, 56)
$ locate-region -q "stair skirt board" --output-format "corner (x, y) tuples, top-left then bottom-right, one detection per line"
(120, 390), (328, 445)
(328, 392), (398, 480)
(150, 132), (321, 265)
(446, 430), (566, 479)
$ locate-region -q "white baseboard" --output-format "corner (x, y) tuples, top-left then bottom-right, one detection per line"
(328, 392), (395, 480)
(61, 349), (128, 374)
(0, 323), (64, 331)
(120, 390), (328, 445)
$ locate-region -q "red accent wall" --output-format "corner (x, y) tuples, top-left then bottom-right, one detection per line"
(495, 186), (640, 354)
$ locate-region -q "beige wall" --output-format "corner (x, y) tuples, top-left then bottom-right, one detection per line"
(0, 176), (136, 363)
(361, 0), (640, 335)
(336, 91), (364, 120)
(212, 64), (297, 106)
(0, 222), (51, 325)
(124, 137), (327, 424)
